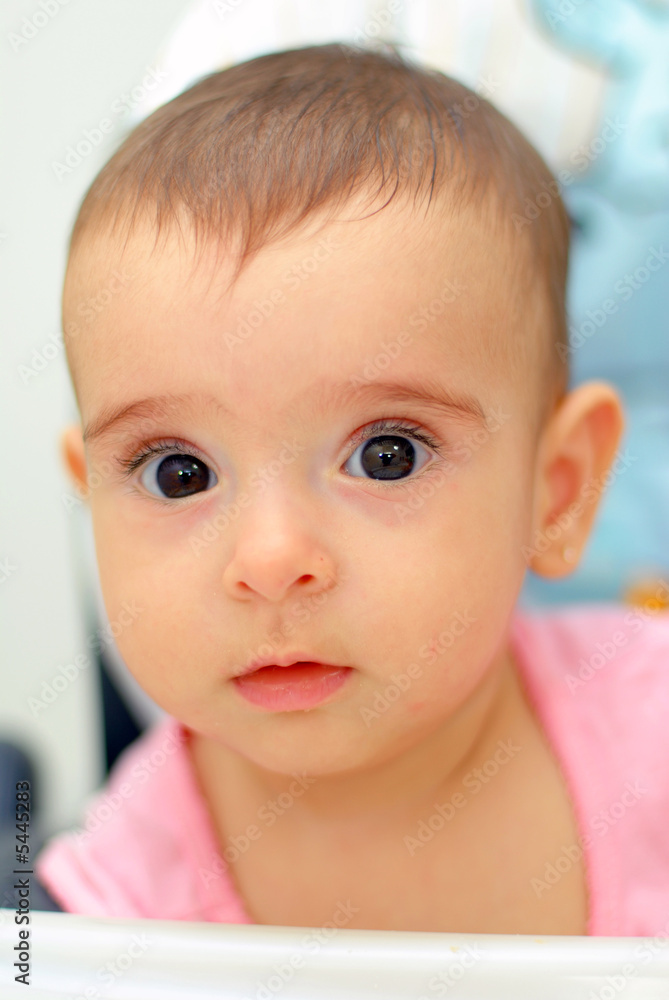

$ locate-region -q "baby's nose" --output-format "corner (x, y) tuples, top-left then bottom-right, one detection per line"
(220, 497), (338, 604)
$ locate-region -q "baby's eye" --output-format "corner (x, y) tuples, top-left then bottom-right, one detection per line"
(344, 423), (436, 482)
(140, 453), (218, 499)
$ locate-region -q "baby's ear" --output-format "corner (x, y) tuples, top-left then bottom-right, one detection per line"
(60, 424), (88, 497)
(527, 382), (625, 578)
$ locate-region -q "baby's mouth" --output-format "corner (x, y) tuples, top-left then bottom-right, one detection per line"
(231, 661), (353, 711)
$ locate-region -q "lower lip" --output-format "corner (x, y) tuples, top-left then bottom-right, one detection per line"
(232, 662), (352, 711)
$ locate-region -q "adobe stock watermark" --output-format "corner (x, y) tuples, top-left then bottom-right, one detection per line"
(223, 236), (339, 352)
(27, 600), (143, 716)
(360, 609), (477, 727)
(0, 556), (17, 584)
(18, 269), (133, 386)
(0, 886), (24, 925)
(212, 0), (245, 16)
(565, 580), (669, 694)
(349, 8), (502, 101)
(226, 572), (350, 688)
(558, 246), (669, 359)
(522, 448), (637, 563)
(69, 934), (152, 1000)
(349, 0), (415, 46)
(199, 773), (317, 889)
(62, 413), (171, 512)
(359, 661), (424, 727)
(8, 0), (72, 53)
(404, 739), (522, 855)
(348, 278), (466, 389)
(240, 899), (360, 1000)
(72, 727), (188, 846)
(568, 919), (669, 1000)
(187, 438), (308, 554)
(61, 457), (114, 513)
(51, 67), (167, 180)
(512, 117), (628, 232)
(443, 74), (501, 130)
(541, 0), (593, 30)
(630, 917), (669, 975)
(395, 406), (511, 523)
(417, 943), (483, 999)
(531, 779), (649, 897)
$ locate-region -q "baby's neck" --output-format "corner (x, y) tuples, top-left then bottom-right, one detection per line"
(189, 646), (522, 834)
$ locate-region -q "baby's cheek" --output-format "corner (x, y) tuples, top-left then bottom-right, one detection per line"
(406, 697), (430, 715)
(105, 603), (198, 713)
(91, 525), (181, 662)
(95, 505), (187, 595)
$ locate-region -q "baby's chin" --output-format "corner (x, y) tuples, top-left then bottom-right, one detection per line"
(185, 698), (449, 781)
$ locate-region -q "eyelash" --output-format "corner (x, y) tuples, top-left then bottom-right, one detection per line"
(116, 420), (446, 496)
(117, 438), (203, 479)
(347, 420), (444, 461)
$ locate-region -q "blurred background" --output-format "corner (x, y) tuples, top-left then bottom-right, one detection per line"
(1, 0), (668, 847)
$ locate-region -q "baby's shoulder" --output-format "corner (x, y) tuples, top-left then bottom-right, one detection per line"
(512, 601), (669, 786)
(513, 601), (669, 697)
(34, 717), (244, 920)
(512, 602), (669, 934)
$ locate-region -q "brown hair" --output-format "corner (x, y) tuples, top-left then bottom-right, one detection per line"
(66, 42), (570, 410)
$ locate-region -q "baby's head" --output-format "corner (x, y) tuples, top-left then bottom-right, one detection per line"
(61, 44), (623, 776)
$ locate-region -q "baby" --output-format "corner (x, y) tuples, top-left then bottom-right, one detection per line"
(35, 43), (669, 937)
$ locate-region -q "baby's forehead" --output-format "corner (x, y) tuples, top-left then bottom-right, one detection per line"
(65, 192), (512, 309)
(63, 197), (532, 426)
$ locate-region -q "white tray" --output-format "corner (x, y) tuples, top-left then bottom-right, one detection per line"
(1, 910), (669, 998)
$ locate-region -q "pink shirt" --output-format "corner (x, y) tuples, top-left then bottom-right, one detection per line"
(35, 605), (669, 935)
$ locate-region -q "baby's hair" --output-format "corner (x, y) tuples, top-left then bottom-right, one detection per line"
(66, 42), (570, 415)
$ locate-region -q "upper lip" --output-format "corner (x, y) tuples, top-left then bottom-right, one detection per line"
(236, 652), (345, 677)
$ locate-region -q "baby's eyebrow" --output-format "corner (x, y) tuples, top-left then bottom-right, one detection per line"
(82, 393), (224, 445)
(341, 378), (485, 426)
(83, 379), (485, 445)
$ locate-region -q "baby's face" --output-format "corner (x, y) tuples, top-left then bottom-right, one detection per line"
(64, 198), (543, 776)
